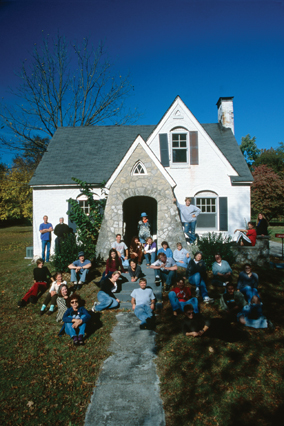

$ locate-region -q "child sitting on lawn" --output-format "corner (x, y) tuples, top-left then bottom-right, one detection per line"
(131, 278), (155, 330)
(39, 272), (67, 316)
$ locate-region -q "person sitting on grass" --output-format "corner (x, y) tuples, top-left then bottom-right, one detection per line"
(56, 283), (73, 322)
(150, 253), (177, 291)
(131, 278), (155, 330)
(101, 249), (126, 281)
(128, 259), (142, 282)
(92, 271), (121, 312)
(144, 236), (157, 265)
(129, 236), (143, 265)
(234, 222), (257, 246)
(68, 251), (91, 290)
(237, 296), (273, 329)
(211, 253), (233, 287)
(39, 272), (67, 316)
(219, 283), (247, 321)
(237, 263), (260, 303)
(18, 258), (54, 308)
(157, 241), (173, 259)
(173, 242), (190, 268)
(186, 252), (214, 304)
(61, 294), (91, 346)
(182, 304), (210, 338)
(168, 277), (198, 316)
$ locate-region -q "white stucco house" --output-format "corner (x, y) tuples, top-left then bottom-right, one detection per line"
(29, 96), (253, 259)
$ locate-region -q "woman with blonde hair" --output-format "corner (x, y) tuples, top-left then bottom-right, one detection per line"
(256, 213), (268, 236)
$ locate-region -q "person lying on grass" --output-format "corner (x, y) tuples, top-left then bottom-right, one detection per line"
(219, 283), (247, 321)
(131, 278), (156, 330)
(182, 304), (210, 337)
(18, 258), (54, 308)
(128, 259), (142, 282)
(92, 271), (121, 312)
(61, 294), (91, 346)
(168, 277), (198, 316)
(39, 272), (67, 316)
(56, 283), (73, 322)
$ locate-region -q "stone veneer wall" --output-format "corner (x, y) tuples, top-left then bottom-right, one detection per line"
(232, 236), (270, 267)
(96, 144), (188, 259)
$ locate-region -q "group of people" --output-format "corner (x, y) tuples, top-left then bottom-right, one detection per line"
(18, 208), (271, 344)
(234, 213), (269, 246)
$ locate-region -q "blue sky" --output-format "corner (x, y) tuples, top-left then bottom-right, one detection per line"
(0, 0), (283, 164)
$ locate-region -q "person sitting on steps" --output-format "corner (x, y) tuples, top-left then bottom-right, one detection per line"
(150, 253), (177, 291)
(131, 278), (156, 330)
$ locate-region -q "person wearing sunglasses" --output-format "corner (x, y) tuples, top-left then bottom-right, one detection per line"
(61, 294), (91, 345)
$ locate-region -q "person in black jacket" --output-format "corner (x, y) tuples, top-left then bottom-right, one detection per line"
(185, 252), (214, 303)
(54, 217), (71, 252)
(256, 213), (268, 236)
(92, 271), (121, 311)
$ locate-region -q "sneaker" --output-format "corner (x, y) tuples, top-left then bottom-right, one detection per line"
(78, 335), (84, 345)
(204, 296), (214, 304)
(47, 310), (54, 316)
(155, 276), (161, 284)
(78, 281), (82, 284)
(91, 302), (97, 312)
(18, 299), (27, 308)
(195, 287), (200, 297)
(39, 309), (45, 316)
(73, 336), (79, 346)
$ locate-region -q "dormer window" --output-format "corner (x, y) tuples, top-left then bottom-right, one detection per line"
(132, 161), (147, 175)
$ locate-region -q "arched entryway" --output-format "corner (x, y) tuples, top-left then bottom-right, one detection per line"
(123, 196), (157, 246)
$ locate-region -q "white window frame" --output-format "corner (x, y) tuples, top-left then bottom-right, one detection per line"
(170, 129), (189, 167)
(195, 192), (218, 230)
(131, 161), (147, 176)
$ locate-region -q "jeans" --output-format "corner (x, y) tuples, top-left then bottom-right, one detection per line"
(183, 222), (197, 243)
(134, 304), (153, 324)
(121, 256), (129, 268)
(188, 273), (208, 299)
(168, 291), (199, 313)
(65, 322), (87, 338)
(145, 252), (156, 264)
(71, 268), (89, 283)
(240, 286), (259, 303)
(154, 269), (176, 289)
(41, 240), (51, 262)
(94, 291), (119, 311)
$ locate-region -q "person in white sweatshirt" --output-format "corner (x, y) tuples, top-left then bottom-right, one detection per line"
(173, 197), (200, 244)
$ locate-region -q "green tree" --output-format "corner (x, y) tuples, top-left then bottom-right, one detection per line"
(0, 156), (34, 220)
(240, 134), (261, 167)
(254, 142), (284, 177)
(251, 165), (284, 221)
(0, 34), (138, 157)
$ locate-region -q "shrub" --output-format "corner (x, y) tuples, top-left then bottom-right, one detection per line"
(195, 232), (236, 268)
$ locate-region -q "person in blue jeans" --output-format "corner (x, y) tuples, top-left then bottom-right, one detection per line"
(173, 242), (190, 268)
(168, 278), (199, 316)
(157, 241), (173, 259)
(186, 252), (214, 304)
(150, 253), (177, 290)
(61, 294), (91, 346)
(39, 215), (53, 262)
(144, 237), (157, 265)
(131, 278), (155, 330)
(92, 271), (121, 312)
(68, 251), (92, 290)
(173, 197), (200, 244)
(237, 264), (260, 303)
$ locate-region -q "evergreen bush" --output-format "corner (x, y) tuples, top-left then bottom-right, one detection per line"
(195, 232), (236, 268)
(51, 233), (78, 272)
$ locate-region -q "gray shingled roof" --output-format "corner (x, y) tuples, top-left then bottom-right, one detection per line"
(29, 126), (156, 186)
(201, 123), (253, 183)
(30, 123), (252, 186)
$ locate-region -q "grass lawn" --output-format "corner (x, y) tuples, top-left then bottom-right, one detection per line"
(269, 226), (284, 243)
(0, 226), (116, 426)
(155, 265), (284, 426)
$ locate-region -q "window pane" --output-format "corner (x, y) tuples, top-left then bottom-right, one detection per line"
(172, 134), (178, 141)
(180, 134), (186, 140)
(172, 141), (179, 147)
(180, 141), (186, 147)
(173, 149), (187, 163)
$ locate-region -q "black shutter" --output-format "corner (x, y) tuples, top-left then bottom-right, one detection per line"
(190, 131), (198, 165)
(219, 197), (228, 231)
(159, 134), (169, 167)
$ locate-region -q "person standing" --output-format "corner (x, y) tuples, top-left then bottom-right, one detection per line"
(173, 197), (200, 244)
(39, 215), (53, 262)
(138, 212), (151, 243)
(53, 217), (70, 252)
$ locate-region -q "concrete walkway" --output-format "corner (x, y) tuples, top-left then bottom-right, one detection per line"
(270, 240), (284, 259)
(84, 260), (166, 426)
(84, 312), (165, 426)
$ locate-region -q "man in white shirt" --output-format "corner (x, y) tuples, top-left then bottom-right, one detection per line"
(173, 197), (200, 244)
(112, 234), (129, 267)
(150, 253), (177, 291)
(131, 278), (155, 330)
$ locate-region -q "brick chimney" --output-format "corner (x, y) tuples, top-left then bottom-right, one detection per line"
(216, 97), (234, 134)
